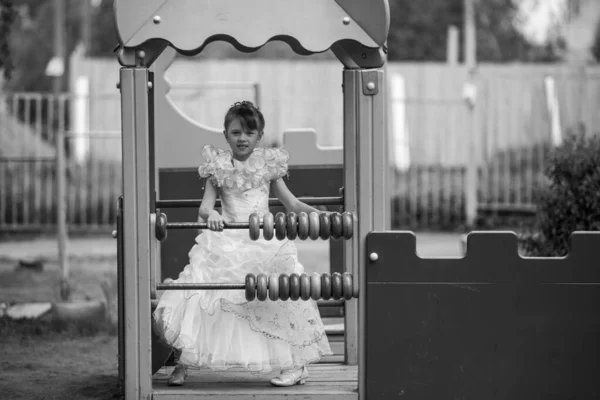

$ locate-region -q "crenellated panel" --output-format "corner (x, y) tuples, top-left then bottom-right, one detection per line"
(114, 0), (389, 68)
(366, 231), (600, 399)
(367, 231), (600, 284)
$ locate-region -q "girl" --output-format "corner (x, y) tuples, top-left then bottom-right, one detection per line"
(153, 101), (332, 387)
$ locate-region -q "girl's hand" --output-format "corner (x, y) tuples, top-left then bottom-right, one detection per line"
(207, 210), (226, 231)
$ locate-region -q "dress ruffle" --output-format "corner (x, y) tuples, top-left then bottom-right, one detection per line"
(198, 145), (289, 191)
(153, 230), (332, 373)
(154, 145), (331, 373)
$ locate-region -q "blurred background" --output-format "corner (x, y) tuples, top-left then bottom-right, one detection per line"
(0, 0), (599, 235)
(1, 2), (600, 397)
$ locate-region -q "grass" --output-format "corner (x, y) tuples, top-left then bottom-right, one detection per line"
(0, 250), (120, 400)
(0, 320), (120, 400)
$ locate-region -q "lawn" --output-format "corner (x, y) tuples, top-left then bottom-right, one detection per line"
(0, 323), (120, 400)
(0, 242), (120, 400)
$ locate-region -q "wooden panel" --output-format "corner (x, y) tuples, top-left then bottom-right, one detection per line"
(153, 364), (357, 400)
(366, 231), (600, 399)
(78, 56), (600, 167)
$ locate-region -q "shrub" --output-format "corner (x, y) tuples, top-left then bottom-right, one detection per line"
(520, 130), (600, 256)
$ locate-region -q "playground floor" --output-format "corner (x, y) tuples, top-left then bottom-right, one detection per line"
(0, 232), (463, 399)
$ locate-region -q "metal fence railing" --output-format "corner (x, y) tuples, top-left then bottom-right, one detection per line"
(1, 87), (558, 233)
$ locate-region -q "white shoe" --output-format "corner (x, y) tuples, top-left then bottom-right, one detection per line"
(270, 366), (309, 387)
(167, 364), (188, 386)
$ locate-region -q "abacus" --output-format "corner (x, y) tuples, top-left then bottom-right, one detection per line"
(154, 211), (355, 242)
(157, 272), (356, 301)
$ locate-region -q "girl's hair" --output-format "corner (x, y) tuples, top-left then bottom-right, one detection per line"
(223, 101), (265, 133)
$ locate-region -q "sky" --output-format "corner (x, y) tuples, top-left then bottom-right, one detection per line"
(514, 0), (570, 45)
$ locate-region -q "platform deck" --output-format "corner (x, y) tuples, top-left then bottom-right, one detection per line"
(153, 362), (358, 399)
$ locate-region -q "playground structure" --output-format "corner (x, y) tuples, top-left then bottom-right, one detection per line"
(114, 1), (600, 399)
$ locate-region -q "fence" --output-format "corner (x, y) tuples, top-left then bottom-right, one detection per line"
(2, 62), (600, 232)
(0, 93), (62, 231)
(0, 123), (121, 232)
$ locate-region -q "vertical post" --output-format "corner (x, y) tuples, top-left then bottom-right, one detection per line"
(447, 25), (459, 65)
(116, 196), (125, 390)
(464, 0), (476, 66)
(253, 82), (261, 109)
(463, 0), (478, 227)
(343, 71), (359, 366)
(344, 68), (388, 399)
(52, 0), (65, 96)
(120, 67), (153, 399)
(81, 0), (91, 54)
(56, 124), (69, 301)
(54, 0), (67, 300)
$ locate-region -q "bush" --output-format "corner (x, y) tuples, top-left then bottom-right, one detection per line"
(520, 130), (600, 256)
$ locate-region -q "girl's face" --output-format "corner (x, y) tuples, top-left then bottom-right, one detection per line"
(224, 117), (263, 161)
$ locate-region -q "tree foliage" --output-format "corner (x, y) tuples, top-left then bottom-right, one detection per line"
(2, 0), (117, 92)
(0, 0), (17, 80)
(519, 127), (600, 257)
(387, 0), (562, 62)
(1, 0), (564, 92)
(592, 17), (600, 62)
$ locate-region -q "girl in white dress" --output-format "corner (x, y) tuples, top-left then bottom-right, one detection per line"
(153, 101), (332, 387)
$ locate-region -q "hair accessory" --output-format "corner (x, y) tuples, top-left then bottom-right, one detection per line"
(230, 100), (260, 111)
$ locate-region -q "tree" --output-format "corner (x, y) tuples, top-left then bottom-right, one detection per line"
(0, 0), (17, 80)
(387, 0), (463, 61)
(2, 0), (565, 93)
(592, 17), (600, 62)
(2, 0), (117, 92)
(386, 0), (563, 63)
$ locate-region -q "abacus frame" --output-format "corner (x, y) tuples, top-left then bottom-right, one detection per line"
(114, 1), (391, 399)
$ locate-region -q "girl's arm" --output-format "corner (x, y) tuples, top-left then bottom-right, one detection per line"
(198, 179), (226, 231)
(270, 178), (324, 215)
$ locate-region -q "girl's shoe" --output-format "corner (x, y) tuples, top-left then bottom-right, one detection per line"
(167, 364), (188, 386)
(269, 366), (309, 387)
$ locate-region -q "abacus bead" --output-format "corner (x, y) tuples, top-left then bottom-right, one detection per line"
(330, 212), (343, 240)
(155, 212), (168, 241)
(245, 273), (256, 301)
(256, 273), (268, 301)
(289, 273), (301, 301)
(342, 272), (353, 300)
(321, 273), (332, 300)
(262, 212), (274, 240)
(279, 274), (290, 301)
(249, 213), (261, 241)
(297, 212), (309, 240)
(275, 212), (287, 240)
(308, 212), (320, 240)
(300, 274), (311, 301)
(310, 273), (322, 300)
(319, 213), (331, 240)
(341, 212), (354, 239)
(331, 272), (343, 300)
(268, 274), (279, 301)
(286, 212), (298, 240)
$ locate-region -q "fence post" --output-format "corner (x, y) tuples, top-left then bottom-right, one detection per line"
(56, 127), (70, 301)
(253, 82), (261, 109)
(463, 0), (478, 228)
(463, 73), (478, 228)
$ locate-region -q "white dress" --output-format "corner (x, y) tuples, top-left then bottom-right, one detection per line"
(153, 145), (332, 373)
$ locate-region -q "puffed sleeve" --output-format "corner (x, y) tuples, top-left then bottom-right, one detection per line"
(261, 147), (289, 181)
(197, 145), (233, 186)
